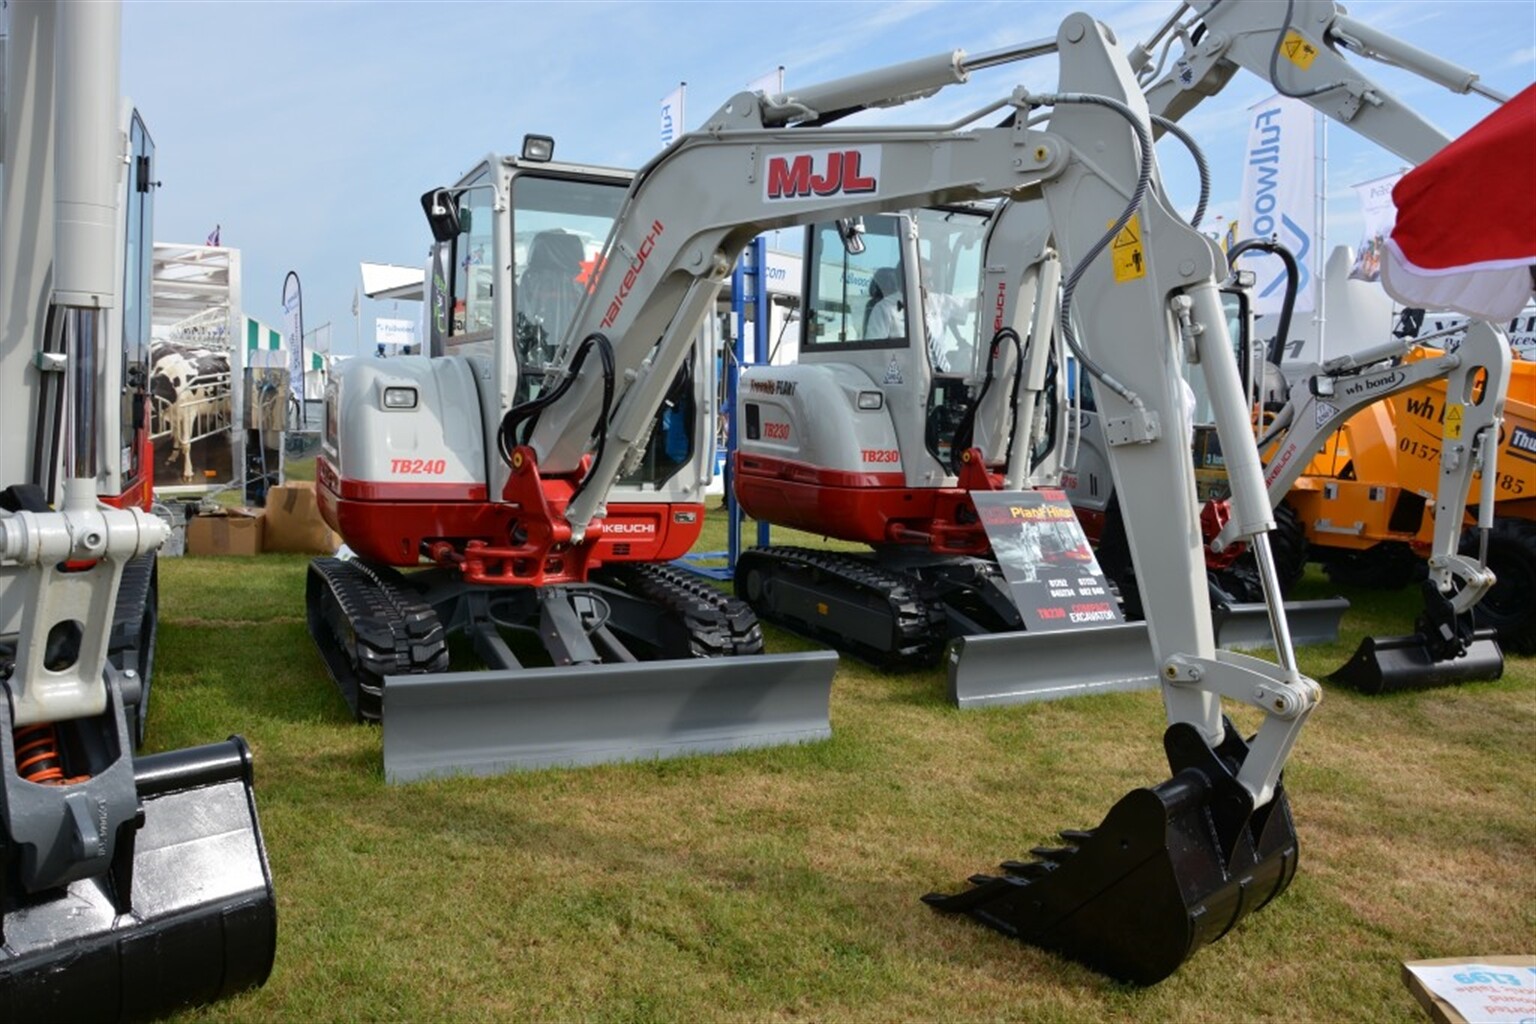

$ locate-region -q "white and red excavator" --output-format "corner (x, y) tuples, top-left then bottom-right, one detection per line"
(0, 1), (275, 1016)
(309, 7), (1334, 984)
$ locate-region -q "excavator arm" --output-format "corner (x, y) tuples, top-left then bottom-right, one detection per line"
(1139, 0), (1505, 161)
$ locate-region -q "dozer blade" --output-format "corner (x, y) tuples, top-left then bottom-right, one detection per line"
(382, 650), (838, 783)
(1329, 630), (1503, 695)
(0, 738), (277, 1021)
(1213, 597), (1351, 650)
(925, 721), (1298, 985)
(945, 622), (1159, 709)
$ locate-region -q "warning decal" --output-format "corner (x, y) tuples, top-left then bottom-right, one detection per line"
(1445, 403), (1464, 440)
(1110, 212), (1146, 284)
(1282, 31), (1319, 69)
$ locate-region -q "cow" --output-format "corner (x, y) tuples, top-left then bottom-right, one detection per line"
(149, 340), (231, 482)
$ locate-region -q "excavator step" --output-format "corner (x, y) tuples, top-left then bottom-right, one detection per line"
(0, 738), (277, 1020)
(925, 721), (1298, 985)
(1330, 629), (1503, 694)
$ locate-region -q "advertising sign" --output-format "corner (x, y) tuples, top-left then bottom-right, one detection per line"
(973, 490), (1123, 632)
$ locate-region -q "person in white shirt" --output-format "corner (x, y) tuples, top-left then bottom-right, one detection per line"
(865, 258), (973, 371)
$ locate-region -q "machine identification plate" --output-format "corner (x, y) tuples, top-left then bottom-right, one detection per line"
(973, 490), (1124, 632)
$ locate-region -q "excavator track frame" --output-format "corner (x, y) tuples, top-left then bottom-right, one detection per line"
(735, 546), (949, 668)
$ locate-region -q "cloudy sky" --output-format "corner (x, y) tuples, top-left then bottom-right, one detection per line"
(120, 0), (1534, 355)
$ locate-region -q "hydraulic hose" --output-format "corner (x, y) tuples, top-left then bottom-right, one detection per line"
(1227, 238), (1299, 370)
(1034, 91), (1154, 417)
(498, 332), (616, 505)
(953, 326), (1023, 467)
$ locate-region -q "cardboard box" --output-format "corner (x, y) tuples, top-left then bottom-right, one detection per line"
(1402, 956), (1536, 1024)
(263, 480), (341, 554)
(185, 508), (265, 557)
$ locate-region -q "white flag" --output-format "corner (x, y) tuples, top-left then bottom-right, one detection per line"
(1239, 95), (1317, 315)
(747, 66), (784, 97)
(660, 83), (685, 148)
(1349, 172), (1404, 282)
(281, 272), (304, 405)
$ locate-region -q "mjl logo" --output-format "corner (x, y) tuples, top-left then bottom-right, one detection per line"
(765, 147), (880, 201)
(1246, 105), (1311, 303)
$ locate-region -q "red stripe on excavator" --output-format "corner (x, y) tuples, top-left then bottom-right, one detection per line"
(733, 452), (906, 489)
(335, 478), (490, 502)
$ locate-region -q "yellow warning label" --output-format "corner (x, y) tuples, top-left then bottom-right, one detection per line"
(1445, 403), (1464, 440)
(1282, 31), (1319, 70)
(1110, 212), (1146, 283)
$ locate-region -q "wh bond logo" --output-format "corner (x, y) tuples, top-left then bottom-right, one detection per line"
(764, 147), (880, 202)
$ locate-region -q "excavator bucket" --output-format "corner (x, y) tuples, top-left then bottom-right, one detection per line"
(945, 622), (1159, 708)
(1331, 579), (1505, 694)
(1330, 630), (1503, 694)
(0, 737), (277, 1020)
(382, 650), (838, 782)
(925, 719), (1298, 985)
(1212, 597), (1351, 651)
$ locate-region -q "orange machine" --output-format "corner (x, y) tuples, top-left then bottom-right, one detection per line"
(1290, 349), (1536, 652)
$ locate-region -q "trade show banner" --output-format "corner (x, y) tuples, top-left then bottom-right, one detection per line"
(1239, 95), (1316, 314)
(1349, 171), (1404, 282)
(282, 271), (305, 405)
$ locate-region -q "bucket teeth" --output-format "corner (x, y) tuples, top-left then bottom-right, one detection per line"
(1030, 845), (1078, 864)
(1000, 859), (1056, 880)
(925, 722), (1301, 986)
(1058, 828), (1094, 844)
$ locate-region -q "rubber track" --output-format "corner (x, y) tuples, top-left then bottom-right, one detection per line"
(109, 553), (156, 658)
(736, 546), (947, 667)
(307, 557), (449, 722)
(594, 562), (764, 657)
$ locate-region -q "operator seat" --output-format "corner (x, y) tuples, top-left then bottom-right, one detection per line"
(518, 230), (587, 366)
(863, 266), (903, 339)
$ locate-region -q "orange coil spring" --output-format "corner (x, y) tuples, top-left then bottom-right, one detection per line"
(13, 723), (88, 785)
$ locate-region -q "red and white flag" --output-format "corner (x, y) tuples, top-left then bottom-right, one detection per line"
(1382, 84), (1536, 320)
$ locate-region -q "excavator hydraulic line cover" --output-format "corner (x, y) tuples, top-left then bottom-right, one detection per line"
(1330, 630), (1503, 694)
(0, 737), (277, 1021)
(924, 719), (1298, 985)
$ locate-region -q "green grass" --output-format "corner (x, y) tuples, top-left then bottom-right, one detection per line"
(150, 516), (1534, 1022)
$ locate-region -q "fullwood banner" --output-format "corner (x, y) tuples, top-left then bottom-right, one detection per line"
(1239, 94), (1316, 315)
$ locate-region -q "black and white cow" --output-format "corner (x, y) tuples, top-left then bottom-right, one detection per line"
(149, 340), (231, 482)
